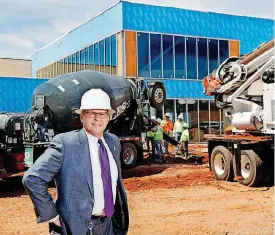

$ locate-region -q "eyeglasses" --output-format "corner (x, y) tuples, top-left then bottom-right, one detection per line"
(85, 111), (110, 119)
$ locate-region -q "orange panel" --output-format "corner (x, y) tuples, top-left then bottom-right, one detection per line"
(125, 31), (137, 77)
(229, 40), (240, 57)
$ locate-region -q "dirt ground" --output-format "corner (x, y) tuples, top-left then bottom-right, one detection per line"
(0, 162), (273, 235)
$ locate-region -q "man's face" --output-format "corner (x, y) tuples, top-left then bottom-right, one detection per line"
(165, 116), (169, 121)
(80, 109), (110, 138)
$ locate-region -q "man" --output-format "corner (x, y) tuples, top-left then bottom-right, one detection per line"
(23, 89), (129, 235)
(173, 114), (184, 155)
(180, 123), (190, 159)
(152, 118), (165, 163)
(161, 113), (173, 154)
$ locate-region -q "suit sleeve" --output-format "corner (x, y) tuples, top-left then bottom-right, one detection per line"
(22, 134), (64, 223)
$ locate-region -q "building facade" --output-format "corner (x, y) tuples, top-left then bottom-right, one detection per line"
(28, 1), (274, 142)
(0, 58), (32, 77)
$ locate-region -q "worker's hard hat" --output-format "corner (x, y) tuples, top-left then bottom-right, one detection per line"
(156, 118), (162, 124)
(178, 114), (183, 119)
(75, 89), (116, 114)
(151, 116), (157, 121)
(164, 113), (170, 118)
(183, 123), (189, 128)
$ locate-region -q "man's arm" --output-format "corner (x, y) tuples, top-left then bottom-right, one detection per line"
(22, 134), (64, 223)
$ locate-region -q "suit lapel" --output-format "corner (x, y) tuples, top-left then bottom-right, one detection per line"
(77, 128), (94, 197)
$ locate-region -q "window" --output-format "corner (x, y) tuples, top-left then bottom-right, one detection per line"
(186, 37), (197, 79)
(210, 100), (221, 134)
(68, 55), (72, 73)
(95, 43), (99, 71)
(89, 45), (94, 71)
(72, 53), (76, 72)
(176, 100), (187, 123)
(163, 100), (175, 122)
(85, 47), (89, 70)
(64, 57), (68, 74)
(174, 36), (185, 78)
(80, 49), (85, 71)
(105, 37), (111, 74)
(150, 34), (162, 78)
(199, 100), (210, 142)
(111, 35), (117, 75)
(188, 100), (199, 142)
(197, 38), (208, 79)
(208, 39), (218, 73)
(163, 35), (174, 78)
(75, 51), (80, 72)
(100, 40), (105, 72)
(219, 40), (229, 64)
(137, 32), (149, 77)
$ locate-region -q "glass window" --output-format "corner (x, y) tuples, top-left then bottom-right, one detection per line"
(197, 38), (208, 79)
(100, 40), (105, 72)
(199, 100), (210, 142)
(64, 57), (68, 74)
(210, 100), (220, 134)
(80, 49), (85, 71)
(89, 45), (94, 71)
(76, 51), (80, 72)
(219, 40), (229, 64)
(174, 36), (185, 79)
(85, 47), (89, 70)
(68, 55), (72, 73)
(150, 34), (162, 78)
(176, 100), (187, 123)
(111, 35), (117, 75)
(186, 37), (197, 79)
(208, 39), (219, 73)
(188, 100), (199, 142)
(137, 32), (149, 77)
(163, 35), (174, 78)
(163, 100), (175, 122)
(95, 43), (100, 71)
(105, 37), (111, 74)
(72, 54), (76, 72)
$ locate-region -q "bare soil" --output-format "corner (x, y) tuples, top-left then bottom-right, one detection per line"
(0, 163), (273, 235)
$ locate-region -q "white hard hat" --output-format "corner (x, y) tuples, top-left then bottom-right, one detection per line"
(75, 89), (116, 114)
(178, 114), (183, 119)
(151, 116), (156, 121)
(156, 118), (162, 124)
(164, 113), (170, 118)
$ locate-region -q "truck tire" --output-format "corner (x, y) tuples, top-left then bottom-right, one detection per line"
(211, 146), (234, 181)
(148, 83), (166, 110)
(121, 142), (138, 168)
(234, 150), (263, 187)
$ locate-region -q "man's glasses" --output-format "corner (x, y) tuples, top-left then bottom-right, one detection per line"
(84, 111), (110, 119)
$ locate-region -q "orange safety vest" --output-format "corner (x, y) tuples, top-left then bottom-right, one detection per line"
(161, 120), (173, 134)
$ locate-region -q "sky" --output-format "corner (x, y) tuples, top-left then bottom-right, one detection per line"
(1, 0), (274, 59)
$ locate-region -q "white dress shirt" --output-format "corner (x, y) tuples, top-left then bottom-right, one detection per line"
(85, 131), (118, 215)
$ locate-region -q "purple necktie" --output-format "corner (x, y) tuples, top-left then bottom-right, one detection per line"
(98, 139), (114, 217)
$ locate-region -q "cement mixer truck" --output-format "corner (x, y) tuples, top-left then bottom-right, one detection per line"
(0, 70), (172, 180)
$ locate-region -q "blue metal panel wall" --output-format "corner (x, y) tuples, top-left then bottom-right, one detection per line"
(146, 79), (213, 99)
(0, 77), (48, 113)
(28, 3), (123, 76)
(122, 2), (274, 54)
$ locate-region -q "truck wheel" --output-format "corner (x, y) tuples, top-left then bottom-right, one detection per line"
(211, 146), (234, 181)
(235, 150), (263, 187)
(121, 142), (138, 168)
(149, 83), (166, 110)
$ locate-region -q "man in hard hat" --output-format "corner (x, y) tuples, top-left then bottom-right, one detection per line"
(23, 89), (129, 235)
(146, 116), (156, 157)
(180, 123), (190, 159)
(173, 114), (185, 155)
(161, 113), (173, 155)
(152, 118), (165, 163)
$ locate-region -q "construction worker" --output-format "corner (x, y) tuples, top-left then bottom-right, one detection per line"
(152, 118), (165, 163)
(173, 114), (184, 154)
(147, 116), (156, 156)
(180, 123), (190, 158)
(161, 113), (173, 154)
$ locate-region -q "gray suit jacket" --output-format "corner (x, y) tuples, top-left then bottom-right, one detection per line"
(23, 129), (129, 235)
